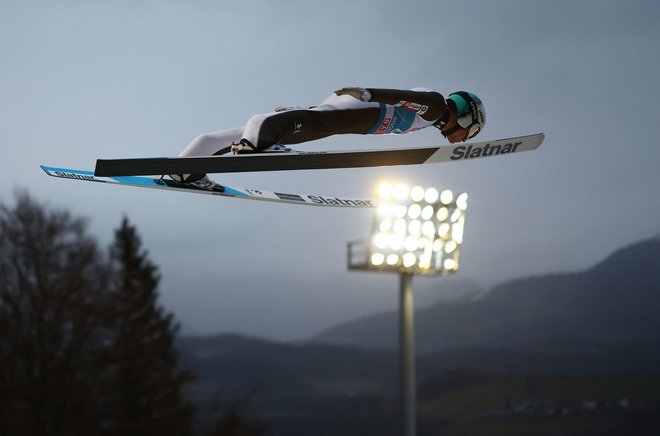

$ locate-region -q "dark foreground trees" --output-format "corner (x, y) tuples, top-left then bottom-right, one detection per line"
(0, 193), (196, 435)
(106, 217), (195, 435)
(0, 192), (264, 435)
(0, 192), (112, 435)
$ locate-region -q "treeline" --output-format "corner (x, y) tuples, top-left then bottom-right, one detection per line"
(0, 192), (264, 436)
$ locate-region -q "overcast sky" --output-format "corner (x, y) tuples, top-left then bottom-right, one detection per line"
(1, 0), (658, 341)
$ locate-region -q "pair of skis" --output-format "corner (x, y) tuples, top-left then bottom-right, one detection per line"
(42, 133), (544, 208)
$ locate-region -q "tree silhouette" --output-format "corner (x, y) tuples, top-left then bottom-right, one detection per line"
(106, 216), (195, 436)
(0, 192), (111, 435)
(0, 193), (260, 435)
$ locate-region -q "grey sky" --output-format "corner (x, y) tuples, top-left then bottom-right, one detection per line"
(1, 0), (659, 340)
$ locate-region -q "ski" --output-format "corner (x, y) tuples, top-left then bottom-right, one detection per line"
(40, 166), (377, 208)
(94, 133), (545, 177)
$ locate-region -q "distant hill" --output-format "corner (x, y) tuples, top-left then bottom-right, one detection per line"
(177, 238), (660, 436)
(311, 238), (660, 351)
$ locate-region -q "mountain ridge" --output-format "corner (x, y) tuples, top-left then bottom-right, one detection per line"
(310, 237), (660, 351)
(177, 238), (660, 434)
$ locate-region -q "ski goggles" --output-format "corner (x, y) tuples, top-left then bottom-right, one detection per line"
(464, 123), (481, 139)
(437, 121), (481, 140)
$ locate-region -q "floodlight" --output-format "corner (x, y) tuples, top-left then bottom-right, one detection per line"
(410, 186), (425, 202)
(438, 222), (450, 237)
(380, 218), (393, 232)
(350, 182), (468, 276)
(387, 253), (399, 265)
(378, 203), (392, 216)
(393, 205), (407, 218)
(444, 258), (457, 270)
(408, 204), (421, 219)
(371, 252), (385, 266)
(394, 183), (409, 201)
(408, 220), (421, 235)
(457, 193), (468, 210)
(374, 232), (389, 249)
(379, 182), (394, 200)
(451, 221), (464, 244)
(424, 188), (439, 203)
(394, 218), (407, 234)
(421, 205), (434, 220)
(402, 252), (416, 268)
(347, 181), (469, 436)
(440, 189), (453, 205)
(404, 236), (419, 252)
(422, 221), (435, 238)
(418, 254), (431, 269)
(390, 235), (404, 250)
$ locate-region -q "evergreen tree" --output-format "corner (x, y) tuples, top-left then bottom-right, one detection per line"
(107, 216), (195, 436)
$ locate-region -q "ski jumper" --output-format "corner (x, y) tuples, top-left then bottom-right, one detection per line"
(178, 88), (446, 157)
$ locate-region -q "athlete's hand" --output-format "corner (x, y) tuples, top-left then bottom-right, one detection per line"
(335, 87), (372, 102)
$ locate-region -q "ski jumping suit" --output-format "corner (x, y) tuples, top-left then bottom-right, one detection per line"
(178, 88), (447, 157)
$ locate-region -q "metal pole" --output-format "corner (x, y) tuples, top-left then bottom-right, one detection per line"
(399, 272), (416, 436)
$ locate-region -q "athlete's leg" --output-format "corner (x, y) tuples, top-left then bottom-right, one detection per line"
(178, 127), (244, 157)
(277, 109), (381, 144)
(241, 93), (382, 149)
(170, 127), (244, 183)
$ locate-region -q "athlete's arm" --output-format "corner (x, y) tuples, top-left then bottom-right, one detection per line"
(335, 87), (448, 122)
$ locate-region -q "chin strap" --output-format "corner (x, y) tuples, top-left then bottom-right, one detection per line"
(432, 109), (452, 136)
(438, 125), (463, 138)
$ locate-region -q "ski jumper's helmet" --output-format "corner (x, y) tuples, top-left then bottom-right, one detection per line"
(447, 91), (485, 139)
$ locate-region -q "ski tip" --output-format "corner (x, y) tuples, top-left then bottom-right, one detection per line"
(41, 165), (65, 177)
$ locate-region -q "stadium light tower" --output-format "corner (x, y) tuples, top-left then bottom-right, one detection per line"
(347, 181), (468, 436)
